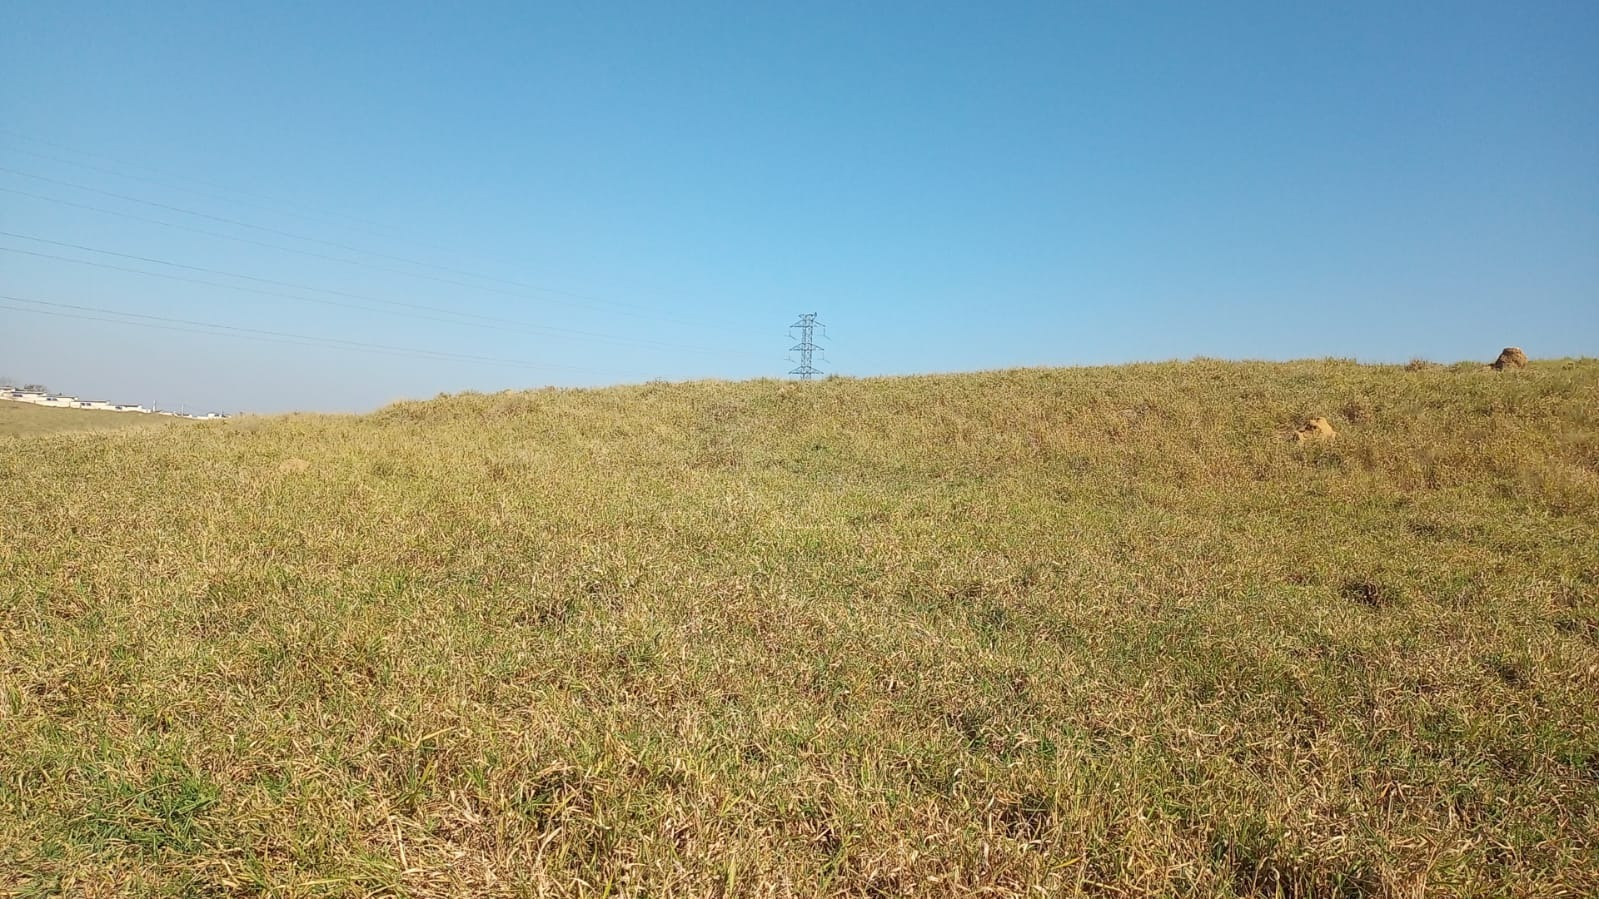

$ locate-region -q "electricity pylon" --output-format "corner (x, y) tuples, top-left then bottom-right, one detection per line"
(788, 313), (825, 379)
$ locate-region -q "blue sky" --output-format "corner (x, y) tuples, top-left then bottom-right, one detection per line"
(2, 1), (1595, 413)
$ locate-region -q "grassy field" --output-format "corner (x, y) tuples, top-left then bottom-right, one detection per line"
(0, 400), (187, 438)
(1, 358), (1596, 897)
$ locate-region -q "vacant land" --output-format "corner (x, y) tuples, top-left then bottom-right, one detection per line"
(0, 400), (185, 438)
(2, 359), (1596, 897)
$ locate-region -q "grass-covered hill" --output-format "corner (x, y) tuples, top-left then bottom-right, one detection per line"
(2, 359), (1596, 897)
(0, 399), (186, 438)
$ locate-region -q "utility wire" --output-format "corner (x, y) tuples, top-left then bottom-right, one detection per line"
(0, 235), (785, 361)
(0, 295), (612, 374)
(1, 130), (633, 289)
(2, 230), (452, 308)
(0, 162), (743, 333)
(0, 183), (750, 337)
(4, 301), (596, 375)
(0, 184), (455, 279)
(0, 243), (602, 345)
(1, 244), (479, 325)
(0, 164), (629, 312)
(1, 131), (710, 320)
(0, 136), (423, 239)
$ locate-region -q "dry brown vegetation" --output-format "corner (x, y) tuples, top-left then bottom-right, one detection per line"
(2, 358), (1597, 897)
(0, 400), (186, 438)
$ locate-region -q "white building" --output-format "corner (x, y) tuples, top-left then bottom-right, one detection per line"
(3, 388), (223, 418)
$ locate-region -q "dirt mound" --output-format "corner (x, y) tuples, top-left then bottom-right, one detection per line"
(1294, 417), (1337, 442)
(1491, 347), (1527, 370)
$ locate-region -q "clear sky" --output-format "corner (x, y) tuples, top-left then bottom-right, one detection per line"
(2, 1), (1595, 413)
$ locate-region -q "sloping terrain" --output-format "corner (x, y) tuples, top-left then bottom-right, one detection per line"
(2, 359), (1596, 897)
(0, 400), (184, 438)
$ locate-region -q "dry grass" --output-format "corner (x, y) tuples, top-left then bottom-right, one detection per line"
(0, 400), (187, 438)
(2, 358), (1597, 897)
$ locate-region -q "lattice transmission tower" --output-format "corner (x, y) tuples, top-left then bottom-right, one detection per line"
(788, 313), (826, 379)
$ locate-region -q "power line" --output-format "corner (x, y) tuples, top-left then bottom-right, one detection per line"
(1, 130), (643, 291)
(0, 294), (610, 374)
(0, 164), (617, 309)
(0, 243), (622, 347)
(1, 243), (505, 331)
(0, 184), (751, 337)
(0, 162), (741, 333)
(0, 184), (463, 281)
(0, 235), (784, 361)
(0, 134), (424, 239)
(1, 230), (441, 307)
